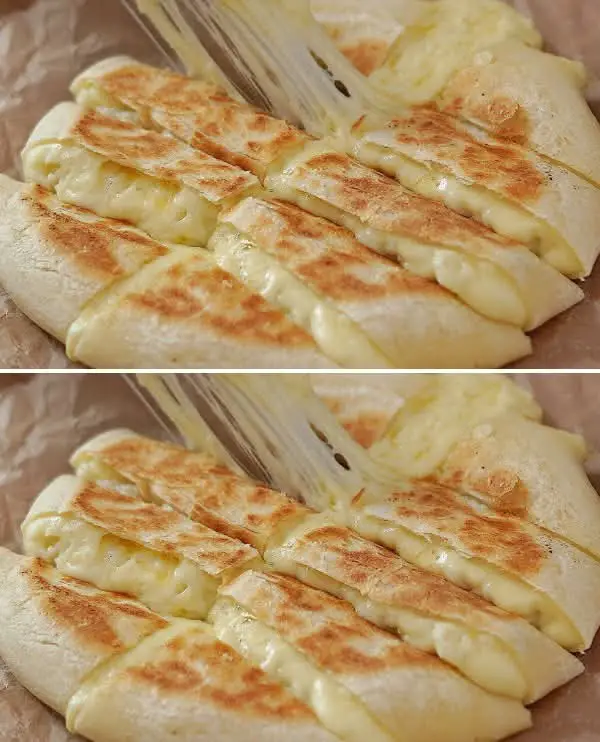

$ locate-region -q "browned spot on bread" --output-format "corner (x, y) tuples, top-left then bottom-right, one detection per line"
(225, 571), (443, 677)
(127, 628), (314, 719)
(83, 435), (308, 550)
(25, 558), (166, 650)
(340, 40), (391, 76)
(126, 256), (315, 347)
(70, 481), (257, 572)
(26, 185), (167, 276)
(384, 104), (542, 202)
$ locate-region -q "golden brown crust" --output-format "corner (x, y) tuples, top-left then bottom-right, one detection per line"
(24, 557), (168, 651)
(90, 62), (310, 176)
(71, 482), (258, 573)
(26, 184), (168, 277)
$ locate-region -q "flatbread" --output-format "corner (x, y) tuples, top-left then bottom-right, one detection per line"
(215, 197), (533, 367)
(0, 174), (169, 343)
(65, 248), (336, 369)
(267, 141), (582, 329)
(0, 549), (334, 742)
(21, 474), (262, 617)
(22, 101), (259, 246)
(212, 570), (532, 742)
(70, 56), (311, 179)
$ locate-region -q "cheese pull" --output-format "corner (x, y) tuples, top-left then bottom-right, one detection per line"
(71, 429), (582, 702)
(266, 141), (582, 329)
(21, 101), (259, 246)
(211, 570), (531, 742)
(349, 479), (600, 651)
(0, 549), (334, 742)
(21, 475), (262, 618)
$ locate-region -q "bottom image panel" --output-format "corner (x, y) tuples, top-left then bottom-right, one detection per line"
(0, 372), (599, 742)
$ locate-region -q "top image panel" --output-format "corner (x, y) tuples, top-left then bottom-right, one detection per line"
(1, 0), (600, 369)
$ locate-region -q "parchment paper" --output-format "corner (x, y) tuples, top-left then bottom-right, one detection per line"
(0, 0), (599, 368)
(0, 372), (599, 741)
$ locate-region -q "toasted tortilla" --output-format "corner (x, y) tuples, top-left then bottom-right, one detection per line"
(439, 41), (600, 189)
(64, 248), (335, 368)
(212, 570), (532, 742)
(350, 477), (600, 651)
(267, 142), (582, 328)
(0, 549), (334, 742)
(0, 174), (169, 343)
(70, 428), (583, 702)
(215, 197), (532, 367)
(70, 56), (311, 179)
(21, 474), (262, 617)
(22, 101), (259, 246)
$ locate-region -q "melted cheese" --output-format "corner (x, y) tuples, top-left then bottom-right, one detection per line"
(266, 553), (526, 699)
(210, 225), (394, 368)
(353, 139), (575, 275)
(22, 142), (218, 246)
(22, 514), (218, 618)
(210, 598), (394, 742)
(349, 510), (578, 649)
(267, 165), (526, 327)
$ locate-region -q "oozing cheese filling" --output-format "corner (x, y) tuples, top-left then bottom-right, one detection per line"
(210, 598), (394, 742)
(349, 510), (579, 650)
(22, 514), (218, 618)
(266, 170), (526, 327)
(266, 555), (526, 700)
(22, 142), (218, 246)
(353, 140), (577, 276)
(210, 224), (394, 368)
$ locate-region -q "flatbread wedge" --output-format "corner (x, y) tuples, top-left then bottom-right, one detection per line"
(211, 570), (532, 742)
(0, 174), (169, 343)
(71, 428), (584, 702)
(0, 549), (335, 742)
(64, 248), (336, 368)
(213, 197), (532, 368)
(21, 101), (260, 246)
(21, 474), (262, 618)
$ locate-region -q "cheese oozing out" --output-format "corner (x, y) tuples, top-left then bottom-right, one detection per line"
(210, 598), (394, 742)
(22, 142), (219, 246)
(22, 513), (220, 619)
(209, 223), (394, 368)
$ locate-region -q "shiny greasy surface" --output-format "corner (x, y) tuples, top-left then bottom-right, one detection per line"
(220, 570), (440, 675)
(25, 557), (168, 651)
(221, 197), (450, 301)
(75, 59), (310, 176)
(26, 184), (169, 277)
(77, 433), (308, 550)
(69, 481), (259, 575)
(73, 109), (259, 202)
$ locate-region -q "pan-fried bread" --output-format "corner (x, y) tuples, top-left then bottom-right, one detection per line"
(353, 106), (600, 278)
(22, 102), (259, 245)
(265, 512), (582, 702)
(370, 0), (541, 105)
(70, 429), (582, 702)
(212, 570), (532, 742)
(0, 174), (169, 343)
(70, 619), (336, 742)
(0, 549), (335, 742)
(369, 374), (543, 476)
(22, 475), (262, 618)
(71, 56), (311, 179)
(65, 248), (336, 369)
(349, 478), (600, 651)
(71, 429), (311, 551)
(0, 548), (167, 716)
(439, 41), (600, 188)
(215, 197), (532, 367)
(440, 412), (600, 561)
(267, 142), (582, 328)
